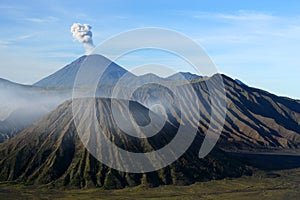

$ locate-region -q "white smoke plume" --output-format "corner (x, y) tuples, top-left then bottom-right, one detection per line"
(70, 23), (94, 55)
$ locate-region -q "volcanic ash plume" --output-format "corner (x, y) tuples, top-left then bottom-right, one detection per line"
(71, 23), (94, 55)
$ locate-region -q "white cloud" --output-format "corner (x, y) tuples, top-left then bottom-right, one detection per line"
(0, 40), (10, 48)
(25, 16), (59, 23)
(193, 10), (275, 21)
(0, 34), (34, 48)
(217, 11), (274, 21)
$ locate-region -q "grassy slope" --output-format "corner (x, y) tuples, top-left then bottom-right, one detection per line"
(0, 168), (300, 200)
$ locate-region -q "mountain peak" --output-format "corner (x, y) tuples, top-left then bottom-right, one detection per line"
(33, 55), (129, 88)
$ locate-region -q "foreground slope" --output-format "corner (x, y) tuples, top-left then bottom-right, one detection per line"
(0, 98), (249, 189)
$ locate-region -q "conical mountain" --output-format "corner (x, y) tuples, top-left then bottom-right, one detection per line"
(34, 55), (133, 87)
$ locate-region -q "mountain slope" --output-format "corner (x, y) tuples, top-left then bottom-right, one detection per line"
(131, 74), (300, 151)
(0, 98), (249, 189)
(195, 75), (300, 150)
(220, 75), (300, 150)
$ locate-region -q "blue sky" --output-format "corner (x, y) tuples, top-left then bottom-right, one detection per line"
(0, 0), (300, 98)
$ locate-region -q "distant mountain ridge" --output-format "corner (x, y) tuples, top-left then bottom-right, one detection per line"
(33, 55), (202, 88)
